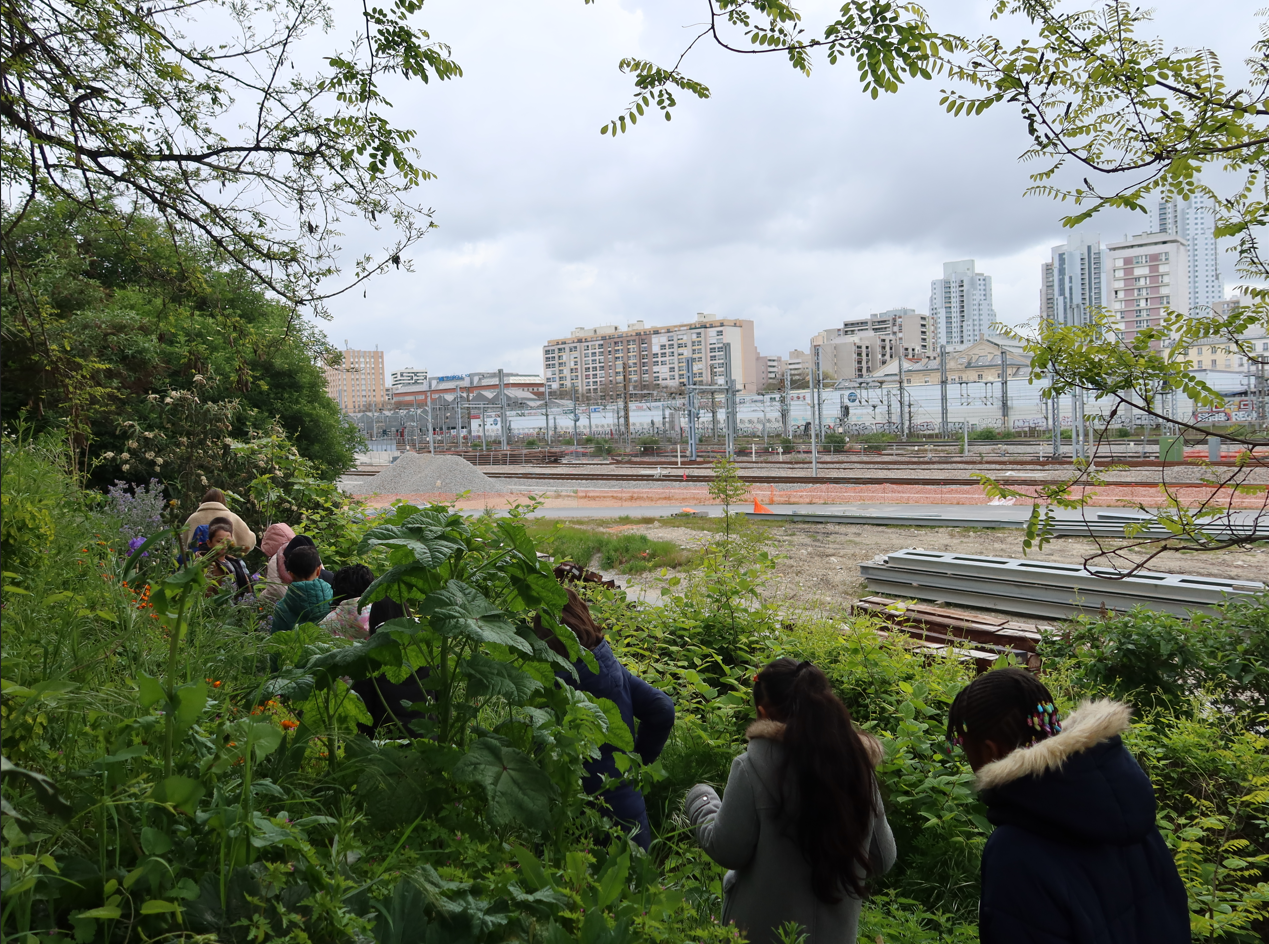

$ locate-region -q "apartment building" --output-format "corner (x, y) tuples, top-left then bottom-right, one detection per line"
(1151, 195), (1224, 313)
(754, 352), (785, 389)
(930, 260), (997, 347)
(1107, 233), (1190, 342)
(324, 345), (387, 413)
(542, 314), (757, 395)
(809, 308), (930, 380)
(1041, 233), (1111, 326)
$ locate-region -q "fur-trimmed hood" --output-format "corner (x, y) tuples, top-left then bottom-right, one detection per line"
(745, 719), (885, 767)
(976, 699), (1157, 847)
(976, 698), (1131, 791)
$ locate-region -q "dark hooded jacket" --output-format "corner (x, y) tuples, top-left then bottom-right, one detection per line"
(562, 639), (675, 849)
(976, 699), (1190, 944)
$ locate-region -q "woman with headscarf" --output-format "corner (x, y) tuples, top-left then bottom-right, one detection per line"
(257, 523), (296, 604)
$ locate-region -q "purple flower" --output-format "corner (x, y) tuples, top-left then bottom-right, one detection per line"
(127, 536), (149, 558)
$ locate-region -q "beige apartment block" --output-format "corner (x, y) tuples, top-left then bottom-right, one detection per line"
(542, 314), (758, 395)
(324, 345), (387, 413)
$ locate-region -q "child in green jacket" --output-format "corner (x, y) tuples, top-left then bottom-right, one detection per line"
(270, 545), (333, 634)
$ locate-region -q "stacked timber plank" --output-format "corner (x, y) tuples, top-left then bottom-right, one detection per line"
(852, 596), (1048, 672)
(859, 549), (1265, 620)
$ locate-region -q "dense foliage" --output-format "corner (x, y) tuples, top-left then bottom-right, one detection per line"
(1, 203), (362, 488)
(2, 439), (1267, 943)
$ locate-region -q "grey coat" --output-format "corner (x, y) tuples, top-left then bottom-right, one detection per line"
(685, 720), (896, 944)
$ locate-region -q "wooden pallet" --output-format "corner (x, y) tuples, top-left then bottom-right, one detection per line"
(853, 596), (1050, 672)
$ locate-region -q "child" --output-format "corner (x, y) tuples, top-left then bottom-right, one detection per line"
(270, 545), (333, 634)
(204, 522), (252, 600)
(321, 564), (374, 640)
(946, 667), (1190, 944)
(685, 659), (895, 944)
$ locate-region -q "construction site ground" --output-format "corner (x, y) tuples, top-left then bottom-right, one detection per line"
(562, 516), (1267, 619)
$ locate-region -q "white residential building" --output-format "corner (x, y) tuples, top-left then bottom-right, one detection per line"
(542, 314), (757, 395)
(1107, 233), (1190, 343)
(1040, 233), (1111, 326)
(931, 260), (996, 348)
(1150, 195), (1224, 313)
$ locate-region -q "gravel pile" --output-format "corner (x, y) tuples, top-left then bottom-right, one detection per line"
(343, 453), (506, 495)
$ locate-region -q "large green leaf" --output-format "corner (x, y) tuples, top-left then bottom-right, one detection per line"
(172, 681), (208, 732)
(151, 775), (205, 815)
(505, 557), (568, 612)
(301, 632), (404, 688)
(420, 581), (531, 654)
(360, 562), (445, 605)
(592, 697), (634, 752)
(459, 654), (543, 704)
(357, 518), (463, 567)
(451, 738), (557, 829)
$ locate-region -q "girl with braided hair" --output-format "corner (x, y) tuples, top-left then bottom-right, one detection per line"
(947, 667), (1189, 944)
(684, 658), (895, 944)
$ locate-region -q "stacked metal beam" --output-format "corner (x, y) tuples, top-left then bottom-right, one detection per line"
(859, 549), (1265, 619)
(744, 509), (1264, 541)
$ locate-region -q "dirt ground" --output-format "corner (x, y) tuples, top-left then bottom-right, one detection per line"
(572, 517), (1268, 618)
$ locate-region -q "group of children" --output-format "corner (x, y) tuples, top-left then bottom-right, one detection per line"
(182, 488), (1192, 943)
(182, 488), (374, 639)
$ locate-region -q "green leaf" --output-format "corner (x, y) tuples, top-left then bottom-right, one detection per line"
(140, 899), (182, 915)
(452, 737), (557, 829)
(172, 681), (208, 731)
(248, 722), (283, 762)
(140, 826), (172, 855)
(301, 632), (404, 689)
(592, 698), (634, 752)
(513, 845), (551, 891)
(459, 654), (543, 704)
(420, 581), (531, 654)
(151, 775), (205, 815)
(596, 851), (629, 908)
(75, 907), (121, 920)
(137, 673), (165, 710)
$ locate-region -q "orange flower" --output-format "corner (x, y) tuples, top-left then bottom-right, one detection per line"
(280, 719), (299, 731)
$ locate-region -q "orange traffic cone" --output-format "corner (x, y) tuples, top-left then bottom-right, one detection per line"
(753, 498), (773, 514)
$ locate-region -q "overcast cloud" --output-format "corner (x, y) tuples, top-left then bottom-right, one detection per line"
(321, 0), (1263, 377)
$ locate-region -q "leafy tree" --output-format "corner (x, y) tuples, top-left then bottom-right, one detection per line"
(0, 202), (362, 485)
(1, 0), (459, 307)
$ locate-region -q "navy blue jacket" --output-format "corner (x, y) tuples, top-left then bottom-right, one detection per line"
(564, 639), (675, 787)
(978, 706), (1190, 944)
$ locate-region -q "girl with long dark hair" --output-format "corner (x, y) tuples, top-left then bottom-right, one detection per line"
(685, 658), (895, 944)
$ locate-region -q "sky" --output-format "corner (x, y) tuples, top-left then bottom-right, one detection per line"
(320, 0), (1263, 378)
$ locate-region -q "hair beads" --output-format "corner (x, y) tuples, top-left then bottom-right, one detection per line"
(946, 668), (1062, 755)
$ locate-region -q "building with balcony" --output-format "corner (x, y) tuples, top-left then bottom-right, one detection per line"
(541, 314), (757, 395)
(1107, 233), (1190, 342)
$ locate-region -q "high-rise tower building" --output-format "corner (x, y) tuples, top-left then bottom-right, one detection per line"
(930, 260), (996, 348)
(1040, 233), (1111, 326)
(1150, 195), (1223, 312)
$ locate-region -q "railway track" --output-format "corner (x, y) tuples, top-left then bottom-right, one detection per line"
(469, 469), (1211, 489)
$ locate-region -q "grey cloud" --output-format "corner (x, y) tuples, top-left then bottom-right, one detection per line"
(326, 0), (1261, 376)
